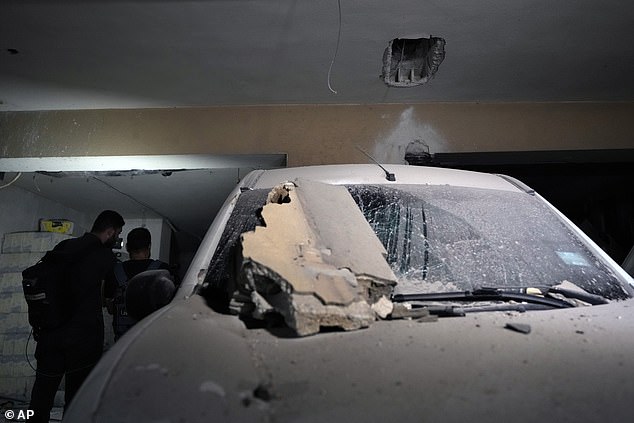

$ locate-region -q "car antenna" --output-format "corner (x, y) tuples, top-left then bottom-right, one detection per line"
(355, 146), (396, 181)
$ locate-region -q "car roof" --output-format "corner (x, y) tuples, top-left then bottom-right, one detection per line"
(243, 164), (528, 193)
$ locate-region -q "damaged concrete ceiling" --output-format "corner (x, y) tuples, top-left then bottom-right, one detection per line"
(2, 154), (287, 241)
(1, 0), (634, 111)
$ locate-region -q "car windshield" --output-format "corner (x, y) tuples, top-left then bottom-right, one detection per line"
(347, 184), (631, 300)
(202, 183), (632, 303)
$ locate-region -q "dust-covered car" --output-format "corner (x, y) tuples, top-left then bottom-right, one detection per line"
(66, 164), (634, 423)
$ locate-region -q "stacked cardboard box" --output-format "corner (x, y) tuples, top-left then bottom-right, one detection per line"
(0, 232), (71, 400)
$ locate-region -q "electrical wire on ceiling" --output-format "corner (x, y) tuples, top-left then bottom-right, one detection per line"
(0, 172), (21, 189)
(327, 0), (342, 94)
(32, 174), (41, 192)
(90, 176), (188, 239)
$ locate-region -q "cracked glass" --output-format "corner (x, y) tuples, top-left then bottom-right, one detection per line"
(346, 184), (632, 300)
(202, 184), (632, 304)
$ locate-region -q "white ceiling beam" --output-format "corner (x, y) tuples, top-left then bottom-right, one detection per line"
(0, 154), (287, 173)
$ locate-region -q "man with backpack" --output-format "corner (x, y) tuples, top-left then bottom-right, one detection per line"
(104, 227), (172, 340)
(27, 210), (125, 423)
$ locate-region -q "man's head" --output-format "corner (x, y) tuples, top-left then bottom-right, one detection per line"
(126, 227), (152, 259)
(91, 210), (125, 248)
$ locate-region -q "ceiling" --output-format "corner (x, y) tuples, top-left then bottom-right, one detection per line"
(1, 155), (287, 251)
(11, 168), (241, 241)
(1, 0), (634, 111)
(1, 1), (633, 258)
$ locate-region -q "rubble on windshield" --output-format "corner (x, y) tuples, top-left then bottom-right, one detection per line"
(239, 179), (398, 336)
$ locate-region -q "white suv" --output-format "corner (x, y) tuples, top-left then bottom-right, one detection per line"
(67, 164), (634, 423)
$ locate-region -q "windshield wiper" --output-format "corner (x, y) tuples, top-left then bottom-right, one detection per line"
(391, 287), (574, 309)
(545, 285), (609, 305)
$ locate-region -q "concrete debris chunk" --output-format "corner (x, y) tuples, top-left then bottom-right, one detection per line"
(266, 183), (293, 204)
(371, 296), (394, 319)
(391, 303), (433, 320)
(295, 178), (397, 302)
(239, 179), (398, 336)
(505, 323), (532, 334)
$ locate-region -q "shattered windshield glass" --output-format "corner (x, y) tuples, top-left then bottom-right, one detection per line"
(203, 189), (269, 301)
(346, 184), (631, 300)
(202, 184), (631, 306)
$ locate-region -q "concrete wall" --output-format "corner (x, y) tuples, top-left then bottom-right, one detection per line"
(0, 185), (92, 240)
(0, 188), (93, 400)
(2, 103), (633, 166)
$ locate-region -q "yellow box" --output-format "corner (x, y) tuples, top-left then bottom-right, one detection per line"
(39, 219), (74, 235)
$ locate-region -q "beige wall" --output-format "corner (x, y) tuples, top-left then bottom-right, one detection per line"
(1, 102), (633, 166)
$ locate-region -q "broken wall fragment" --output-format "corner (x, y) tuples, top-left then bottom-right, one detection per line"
(239, 179), (398, 336)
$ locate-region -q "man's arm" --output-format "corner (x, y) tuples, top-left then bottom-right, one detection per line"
(103, 269), (117, 314)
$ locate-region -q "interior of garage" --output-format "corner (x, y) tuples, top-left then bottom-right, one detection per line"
(1, 0), (633, 412)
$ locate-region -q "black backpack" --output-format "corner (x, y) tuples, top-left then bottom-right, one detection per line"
(22, 247), (95, 332)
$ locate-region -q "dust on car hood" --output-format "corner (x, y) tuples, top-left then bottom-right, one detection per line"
(66, 294), (634, 423)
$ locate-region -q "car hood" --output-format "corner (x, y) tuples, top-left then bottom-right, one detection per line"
(66, 295), (634, 423)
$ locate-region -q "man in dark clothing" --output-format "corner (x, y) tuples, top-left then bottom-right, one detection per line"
(29, 210), (124, 423)
(104, 227), (172, 340)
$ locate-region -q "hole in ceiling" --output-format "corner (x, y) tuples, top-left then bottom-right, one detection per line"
(7, 48), (20, 55)
(381, 35), (445, 87)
